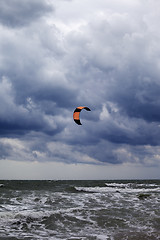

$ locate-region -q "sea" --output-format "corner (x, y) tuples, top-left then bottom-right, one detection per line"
(0, 180), (159, 240)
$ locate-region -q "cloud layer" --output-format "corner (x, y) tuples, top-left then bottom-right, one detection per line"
(0, 0), (160, 168)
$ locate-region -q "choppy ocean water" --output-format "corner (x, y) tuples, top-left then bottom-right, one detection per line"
(0, 180), (159, 240)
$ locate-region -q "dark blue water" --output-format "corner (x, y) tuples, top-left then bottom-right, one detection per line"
(0, 180), (159, 239)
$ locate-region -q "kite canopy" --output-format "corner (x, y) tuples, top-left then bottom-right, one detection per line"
(73, 106), (91, 125)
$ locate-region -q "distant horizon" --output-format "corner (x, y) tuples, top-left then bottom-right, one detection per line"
(1, 178), (159, 181)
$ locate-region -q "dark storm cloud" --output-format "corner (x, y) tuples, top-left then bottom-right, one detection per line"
(111, 78), (160, 123)
(0, 0), (53, 28)
(0, 12), (73, 138)
(0, 73), (65, 135)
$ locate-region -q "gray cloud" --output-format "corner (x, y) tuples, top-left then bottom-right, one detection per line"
(0, 0), (53, 28)
(0, 142), (11, 159)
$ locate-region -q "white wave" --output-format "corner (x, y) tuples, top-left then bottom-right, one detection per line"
(75, 186), (160, 194)
(0, 211), (15, 221)
(136, 183), (159, 187)
(105, 182), (159, 188)
(105, 183), (131, 188)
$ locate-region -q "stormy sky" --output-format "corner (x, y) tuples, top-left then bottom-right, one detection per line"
(0, 0), (160, 179)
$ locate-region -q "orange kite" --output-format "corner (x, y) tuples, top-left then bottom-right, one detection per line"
(73, 106), (91, 125)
